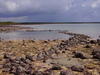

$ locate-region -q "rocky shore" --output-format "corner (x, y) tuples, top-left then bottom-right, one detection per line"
(0, 33), (100, 75)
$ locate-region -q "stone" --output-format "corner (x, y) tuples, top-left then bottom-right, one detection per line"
(0, 64), (3, 69)
(3, 54), (11, 59)
(10, 66), (17, 74)
(33, 71), (44, 75)
(25, 68), (33, 74)
(26, 55), (34, 61)
(84, 71), (92, 75)
(16, 66), (25, 74)
(62, 51), (66, 53)
(89, 40), (97, 44)
(71, 66), (84, 72)
(73, 52), (86, 59)
(51, 65), (62, 70)
(60, 70), (74, 75)
(20, 57), (26, 63)
(97, 39), (100, 45)
(85, 45), (91, 48)
(92, 50), (100, 60)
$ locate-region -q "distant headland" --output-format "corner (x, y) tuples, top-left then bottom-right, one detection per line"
(0, 21), (100, 25)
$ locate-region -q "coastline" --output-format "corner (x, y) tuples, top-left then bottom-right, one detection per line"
(0, 25), (34, 32)
(0, 32), (100, 75)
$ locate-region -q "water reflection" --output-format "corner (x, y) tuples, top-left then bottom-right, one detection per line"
(20, 24), (100, 38)
(0, 31), (70, 40)
(0, 24), (100, 40)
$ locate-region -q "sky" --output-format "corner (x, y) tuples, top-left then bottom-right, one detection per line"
(0, 0), (100, 22)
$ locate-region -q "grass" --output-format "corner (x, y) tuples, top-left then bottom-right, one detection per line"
(0, 22), (17, 25)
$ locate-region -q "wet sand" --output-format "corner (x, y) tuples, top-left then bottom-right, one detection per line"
(0, 32), (100, 75)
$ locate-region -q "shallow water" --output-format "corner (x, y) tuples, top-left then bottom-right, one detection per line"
(20, 24), (100, 39)
(0, 24), (100, 40)
(0, 31), (70, 40)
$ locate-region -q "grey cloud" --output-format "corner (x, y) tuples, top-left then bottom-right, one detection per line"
(0, 0), (100, 22)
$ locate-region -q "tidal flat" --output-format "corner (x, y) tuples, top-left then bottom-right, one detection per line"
(0, 24), (100, 75)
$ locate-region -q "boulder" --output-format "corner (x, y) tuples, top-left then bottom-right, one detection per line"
(92, 50), (100, 60)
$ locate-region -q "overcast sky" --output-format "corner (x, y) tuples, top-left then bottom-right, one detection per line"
(0, 0), (100, 22)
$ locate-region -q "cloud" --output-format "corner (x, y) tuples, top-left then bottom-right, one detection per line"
(0, 0), (100, 22)
(0, 0), (67, 14)
(90, 0), (100, 8)
(0, 16), (28, 22)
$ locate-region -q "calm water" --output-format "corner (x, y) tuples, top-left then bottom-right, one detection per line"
(0, 24), (100, 40)
(0, 31), (70, 40)
(20, 24), (100, 38)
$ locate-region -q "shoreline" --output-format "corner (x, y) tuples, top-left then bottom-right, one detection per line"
(0, 32), (100, 75)
(0, 25), (66, 32)
(0, 25), (34, 32)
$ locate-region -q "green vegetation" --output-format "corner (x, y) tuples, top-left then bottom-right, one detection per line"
(0, 21), (100, 25)
(0, 22), (17, 25)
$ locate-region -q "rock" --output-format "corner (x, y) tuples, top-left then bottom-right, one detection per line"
(33, 71), (44, 75)
(73, 51), (86, 59)
(2, 54), (36, 75)
(24, 59), (31, 64)
(3, 63), (11, 69)
(60, 70), (74, 75)
(25, 68), (33, 74)
(0, 64), (3, 69)
(2, 68), (11, 72)
(51, 65), (62, 70)
(84, 71), (92, 75)
(10, 66), (17, 74)
(92, 50), (100, 60)
(71, 65), (84, 72)
(15, 66), (25, 74)
(36, 52), (46, 60)
(47, 49), (55, 55)
(20, 57), (26, 63)
(89, 40), (97, 44)
(62, 51), (66, 53)
(3, 54), (11, 59)
(44, 40), (48, 43)
(97, 39), (100, 45)
(43, 70), (52, 75)
(85, 64), (96, 69)
(85, 45), (91, 48)
(19, 61), (26, 67)
(26, 55), (34, 61)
